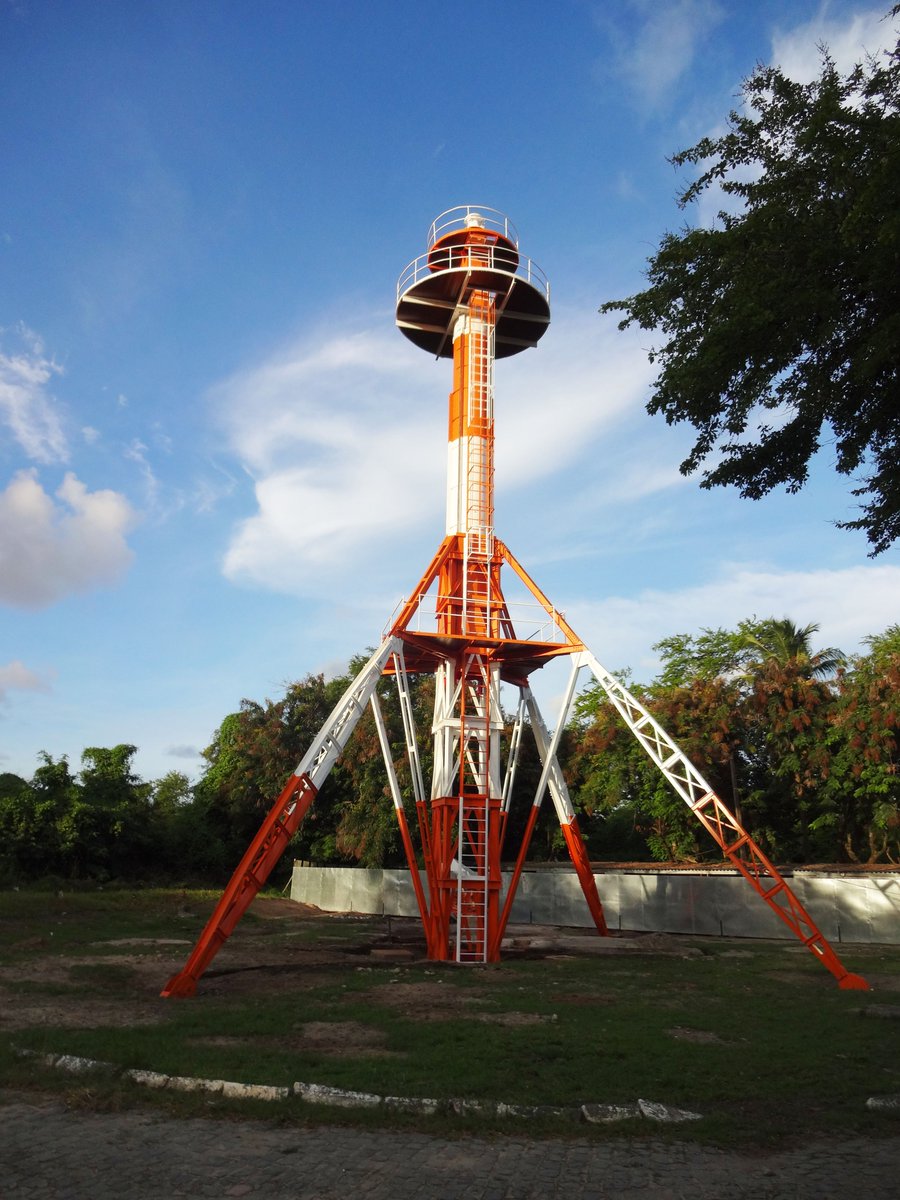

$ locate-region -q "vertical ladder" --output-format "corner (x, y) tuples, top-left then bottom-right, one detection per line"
(455, 792), (490, 963)
(462, 292), (495, 632)
(452, 667), (493, 963)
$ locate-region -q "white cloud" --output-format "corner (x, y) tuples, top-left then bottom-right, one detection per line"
(0, 323), (68, 463)
(191, 463), (238, 515)
(772, 6), (898, 81)
(215, 323), (442, 591)
(214, 307), (657, 597)
(601, 0), (724, 109)
(0, 469), (136, 609)
(569, 562), (900, 680)
(166, 744), (201, 759)
(0, 659), (52, 703)
(498, 309), (655, 488)
(124, 438), (161, 510)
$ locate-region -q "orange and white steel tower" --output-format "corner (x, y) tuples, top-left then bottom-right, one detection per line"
(162, 206), (868, 995)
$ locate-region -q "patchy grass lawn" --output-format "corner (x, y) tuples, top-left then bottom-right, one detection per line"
(1, 887), (898, 1145)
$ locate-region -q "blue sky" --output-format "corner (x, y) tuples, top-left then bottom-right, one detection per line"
(2, 0), (898, 785)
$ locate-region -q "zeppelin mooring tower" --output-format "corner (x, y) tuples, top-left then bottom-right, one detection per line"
(163, 207), (868, 994)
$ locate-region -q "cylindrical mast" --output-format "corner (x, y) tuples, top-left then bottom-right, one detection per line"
(395, 207), (551, 960)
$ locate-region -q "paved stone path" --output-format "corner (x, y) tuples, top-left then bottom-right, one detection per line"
(3, 1089), (899, 1199)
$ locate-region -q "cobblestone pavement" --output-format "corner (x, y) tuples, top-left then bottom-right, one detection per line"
(3, 1090), (899, 1199)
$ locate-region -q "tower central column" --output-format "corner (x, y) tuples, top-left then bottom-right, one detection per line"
(394, 205), (552, 963)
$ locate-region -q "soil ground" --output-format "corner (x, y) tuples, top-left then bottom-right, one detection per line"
(0, 896), (721, 1041)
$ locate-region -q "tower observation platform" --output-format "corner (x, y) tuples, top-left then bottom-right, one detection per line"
(396, 206), (550, 359)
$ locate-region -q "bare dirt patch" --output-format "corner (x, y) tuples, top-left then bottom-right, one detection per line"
(0, 904), (381, 1029)
(667, 1026), (730, 1045)
(289, 1020), (396, 1056)
(366, 979), (489, 1019)
(476, 1011), (557, 1027)
(187, 1021), (399, 1058)
(0, 983), (165, 1031)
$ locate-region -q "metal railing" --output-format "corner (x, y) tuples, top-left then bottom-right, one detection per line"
(397, 245), (549, 304)
(427, 205), (518, 249)
(385, 592), (570, 643)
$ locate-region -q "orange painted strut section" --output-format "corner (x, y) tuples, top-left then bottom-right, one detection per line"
(161, 772), (318, 997)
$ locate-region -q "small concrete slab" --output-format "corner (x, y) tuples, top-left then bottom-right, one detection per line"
(221, 1081), (290, 1102)
(383, 1094), (442, 1115)
(122, 1069), (170, 1089)
(638, 1098), (703, 1123)
(167, 1074), (223, 1094)
(582, 1102), (640, 1124)
(54, 1054), (116, 1075)
(294, 1082), (382, 1109)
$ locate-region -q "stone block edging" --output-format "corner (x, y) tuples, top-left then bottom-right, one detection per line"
(15, 1047), (705, 1123)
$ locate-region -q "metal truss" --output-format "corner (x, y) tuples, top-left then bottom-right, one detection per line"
(574, 649), (869, 990)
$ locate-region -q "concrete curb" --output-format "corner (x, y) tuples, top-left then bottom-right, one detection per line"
(14, 1047), (710, 1123)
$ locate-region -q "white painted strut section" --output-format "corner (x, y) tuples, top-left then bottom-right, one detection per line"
(500, 690), (527, 813)
(431, 660), (460, 798)
(294, 637), (400, 788)
(391, 648), (427, 808)
(370, 692), (406, 814)
(523, 673), (579, 825)
(578, 649), (719, 811)
(459, 670), (503, 796)
(486, 663), (503, 798)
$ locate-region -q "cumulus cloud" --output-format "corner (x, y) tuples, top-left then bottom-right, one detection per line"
(0, 659), (52, 703)
(497, 308), (655, 488)
(569, 562), (900, 680)
(0, 469), (136, 608)
(0, 324), (68, 463)
(215, 324), (442, 591)
(213, 307), (657, 597)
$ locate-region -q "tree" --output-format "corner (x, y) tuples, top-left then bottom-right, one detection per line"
(194, 669), (362, 871)
(570, 676), (710, 863)
(64, 745), (153, 879)
(15, 754), (78, 878)
(334, 662), (435, 868)
(568, 616), (857, 863)
(821, 625), (900, 862)
(741, 618), (845, 680)
(601, 13), (900, 553)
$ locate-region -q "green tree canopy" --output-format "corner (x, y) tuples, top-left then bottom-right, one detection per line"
(569, 616), (898, 864)
(602, 12), (900, 553)
(741, 618), (846, 680)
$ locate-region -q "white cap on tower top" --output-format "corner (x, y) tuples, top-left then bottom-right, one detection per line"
(464, 211), (485, 228)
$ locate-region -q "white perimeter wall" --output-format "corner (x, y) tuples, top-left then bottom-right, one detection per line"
(290, 864), (900, 945)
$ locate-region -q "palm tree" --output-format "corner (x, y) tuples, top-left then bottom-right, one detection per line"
(742, 618), (845, 679)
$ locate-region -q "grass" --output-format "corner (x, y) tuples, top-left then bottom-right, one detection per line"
(1, 887), (899, 1145)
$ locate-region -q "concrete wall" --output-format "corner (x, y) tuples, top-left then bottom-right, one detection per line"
(290, 862), (900, 944)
